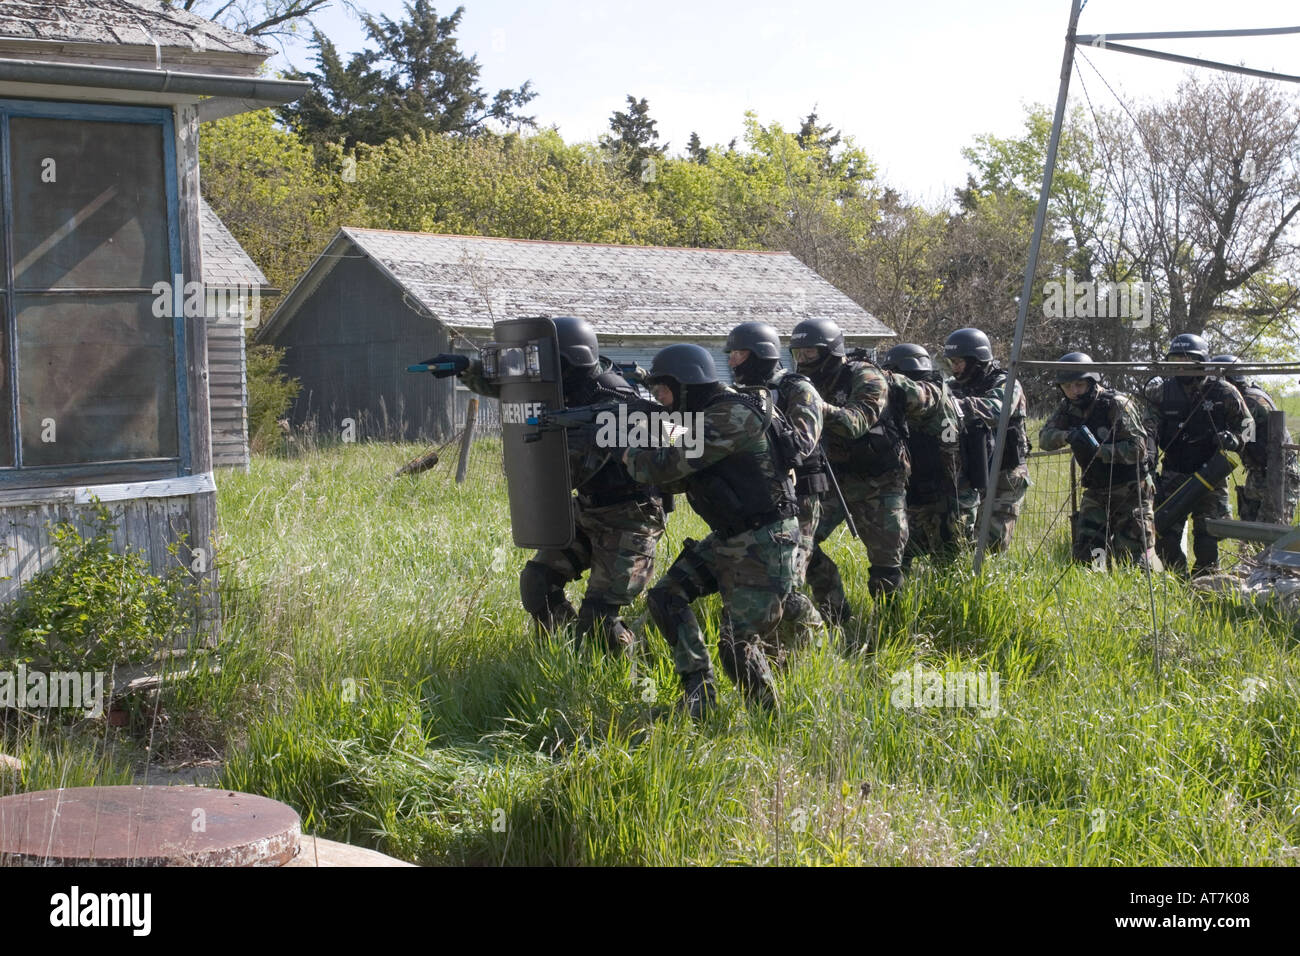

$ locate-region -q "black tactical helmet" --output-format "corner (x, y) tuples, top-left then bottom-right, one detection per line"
(1210, 353), (1246, 386)
(790, 317), (846, 357)
(647, 343), (718, 385)
(551, 315), (599, 368)
(1166, 332), (1210, 363)
(1055, 351), (1102, 385)
(943, 327), (994, 362)
(725, 321), (782, 360)
(882, 343), (932, 375)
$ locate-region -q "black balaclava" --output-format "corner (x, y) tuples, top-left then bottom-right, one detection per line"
(681, 381), (724, 413)
(561, 358), (599, 404)
(797, 349), (842, 391)
(732, 355), (779, 387)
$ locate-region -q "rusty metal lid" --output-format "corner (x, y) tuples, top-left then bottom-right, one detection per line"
(0, 786), (300, 866)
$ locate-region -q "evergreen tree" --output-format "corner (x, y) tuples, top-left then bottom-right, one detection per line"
(280, 2), (536, 152)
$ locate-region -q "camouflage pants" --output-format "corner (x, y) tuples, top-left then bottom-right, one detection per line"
(1072, 479), (1159, 568)
(1154, 471), (1230, 573)
(772, 494), (826, 661)
(645, 517), (799, 680)
(523, 496), (665, 646)
(807, 468), (908, 620)
(1238, 465), (1300, 525)
(957, 464), (1029, 553)
(903, 495), (964, 568)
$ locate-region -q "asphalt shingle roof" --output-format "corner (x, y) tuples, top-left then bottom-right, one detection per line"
(338, 229), (894, 339)
(200, 197), (268, 288)
(0, 1), (270, 57)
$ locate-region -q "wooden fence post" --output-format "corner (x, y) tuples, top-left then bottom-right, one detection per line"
(456, 397), (478, 484)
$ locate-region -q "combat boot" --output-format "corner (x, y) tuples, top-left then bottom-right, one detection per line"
(678, 670), (717, 720)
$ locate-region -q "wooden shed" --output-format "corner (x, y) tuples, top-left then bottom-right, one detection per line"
(201, 196), (272, 471)
(0, 0), (306, 638)
(256, 229), (896, 440)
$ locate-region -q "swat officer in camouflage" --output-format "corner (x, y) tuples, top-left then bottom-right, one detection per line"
(791, 318), (937, 637)
(881, 344), (965, 570)
(1038, 353), (1160, 570)
(944, 328), (1030, 552)
(624, 344), (799, 718)
(424, 316), (666, 655)
(724, 321), (827, 662)
(1142, 333), (1250, 575)
(1212, 355), (1300, 525)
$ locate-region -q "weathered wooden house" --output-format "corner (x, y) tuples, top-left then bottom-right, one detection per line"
(0, 0), (306, 634)
(201, 196), (272, 471)
(257, 229), (895, 439)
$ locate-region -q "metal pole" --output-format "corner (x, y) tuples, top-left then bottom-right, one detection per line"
(974, 0), (1084, 573)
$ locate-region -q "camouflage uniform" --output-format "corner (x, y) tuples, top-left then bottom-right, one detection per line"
(950, 363), (1030, 552)
(900, 372), (964, 569)
(1235, 380), (1300, 525)
(806, 361), (936, 621)
(766, 369), (828, 660)
(1039, 387), (1159, 568)
(1142, 375), (1250, 574)
(462, 359), (665, 652)
(625, 386), (798, 709)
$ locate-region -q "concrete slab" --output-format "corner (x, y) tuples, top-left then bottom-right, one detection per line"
(282, 835), (415, 867)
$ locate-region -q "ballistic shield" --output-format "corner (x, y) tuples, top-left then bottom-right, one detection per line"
(485, 317), (574, 548)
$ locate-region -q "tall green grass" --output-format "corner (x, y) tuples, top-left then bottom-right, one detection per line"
(9, 437), (1299, 864)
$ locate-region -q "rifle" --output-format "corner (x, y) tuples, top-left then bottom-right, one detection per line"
(821, 452), (859, 539)
(523, 396), (673, 445)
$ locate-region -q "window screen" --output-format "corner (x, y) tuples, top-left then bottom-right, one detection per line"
(0, 106), (182, 479)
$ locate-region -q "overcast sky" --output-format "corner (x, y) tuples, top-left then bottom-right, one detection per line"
(269, 1), (1300, 206)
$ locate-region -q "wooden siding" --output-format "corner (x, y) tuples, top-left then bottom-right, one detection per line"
(274, 254), (455, 442)
(0, 491), (214, 651)
(206, 310), (249, 470)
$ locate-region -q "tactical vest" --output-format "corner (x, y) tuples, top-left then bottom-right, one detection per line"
(1239, 382), (1274, 469)
(1155, 377), (1224, 474)
(904, 370), (960, 504)
(1073, 390), (1141, 488)
(772, 370), (830, 497)
(571, 368), (657, 508)
(684, 389), (797, 539)
(822, 361), (909, 477)
(954, 363), (1027, 471)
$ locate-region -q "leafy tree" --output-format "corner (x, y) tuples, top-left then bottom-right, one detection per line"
(280, 2), (536, 152)
(198, 109), (355, 291)
(174, 1), (331, 42)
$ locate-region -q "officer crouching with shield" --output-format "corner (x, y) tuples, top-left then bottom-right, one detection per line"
(1039, 353), (1161, 571)
(422, 316), (666, 656)
(623, 344), (799, 719)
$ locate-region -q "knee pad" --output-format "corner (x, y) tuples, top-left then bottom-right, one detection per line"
(664, 539), (718, 603)
(519, 562), (569, 616)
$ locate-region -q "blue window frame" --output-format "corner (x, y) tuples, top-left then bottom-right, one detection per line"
(0, 98), (190, 488)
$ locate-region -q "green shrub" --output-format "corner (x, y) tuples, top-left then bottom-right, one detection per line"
(0, 501), (197, 671)
(247, 343), (302, 454)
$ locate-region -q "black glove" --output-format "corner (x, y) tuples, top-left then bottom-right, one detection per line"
(419, 354), (469, 378)
(1217, 431), (1243, 453)
(1067, 425), (1099, 461)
